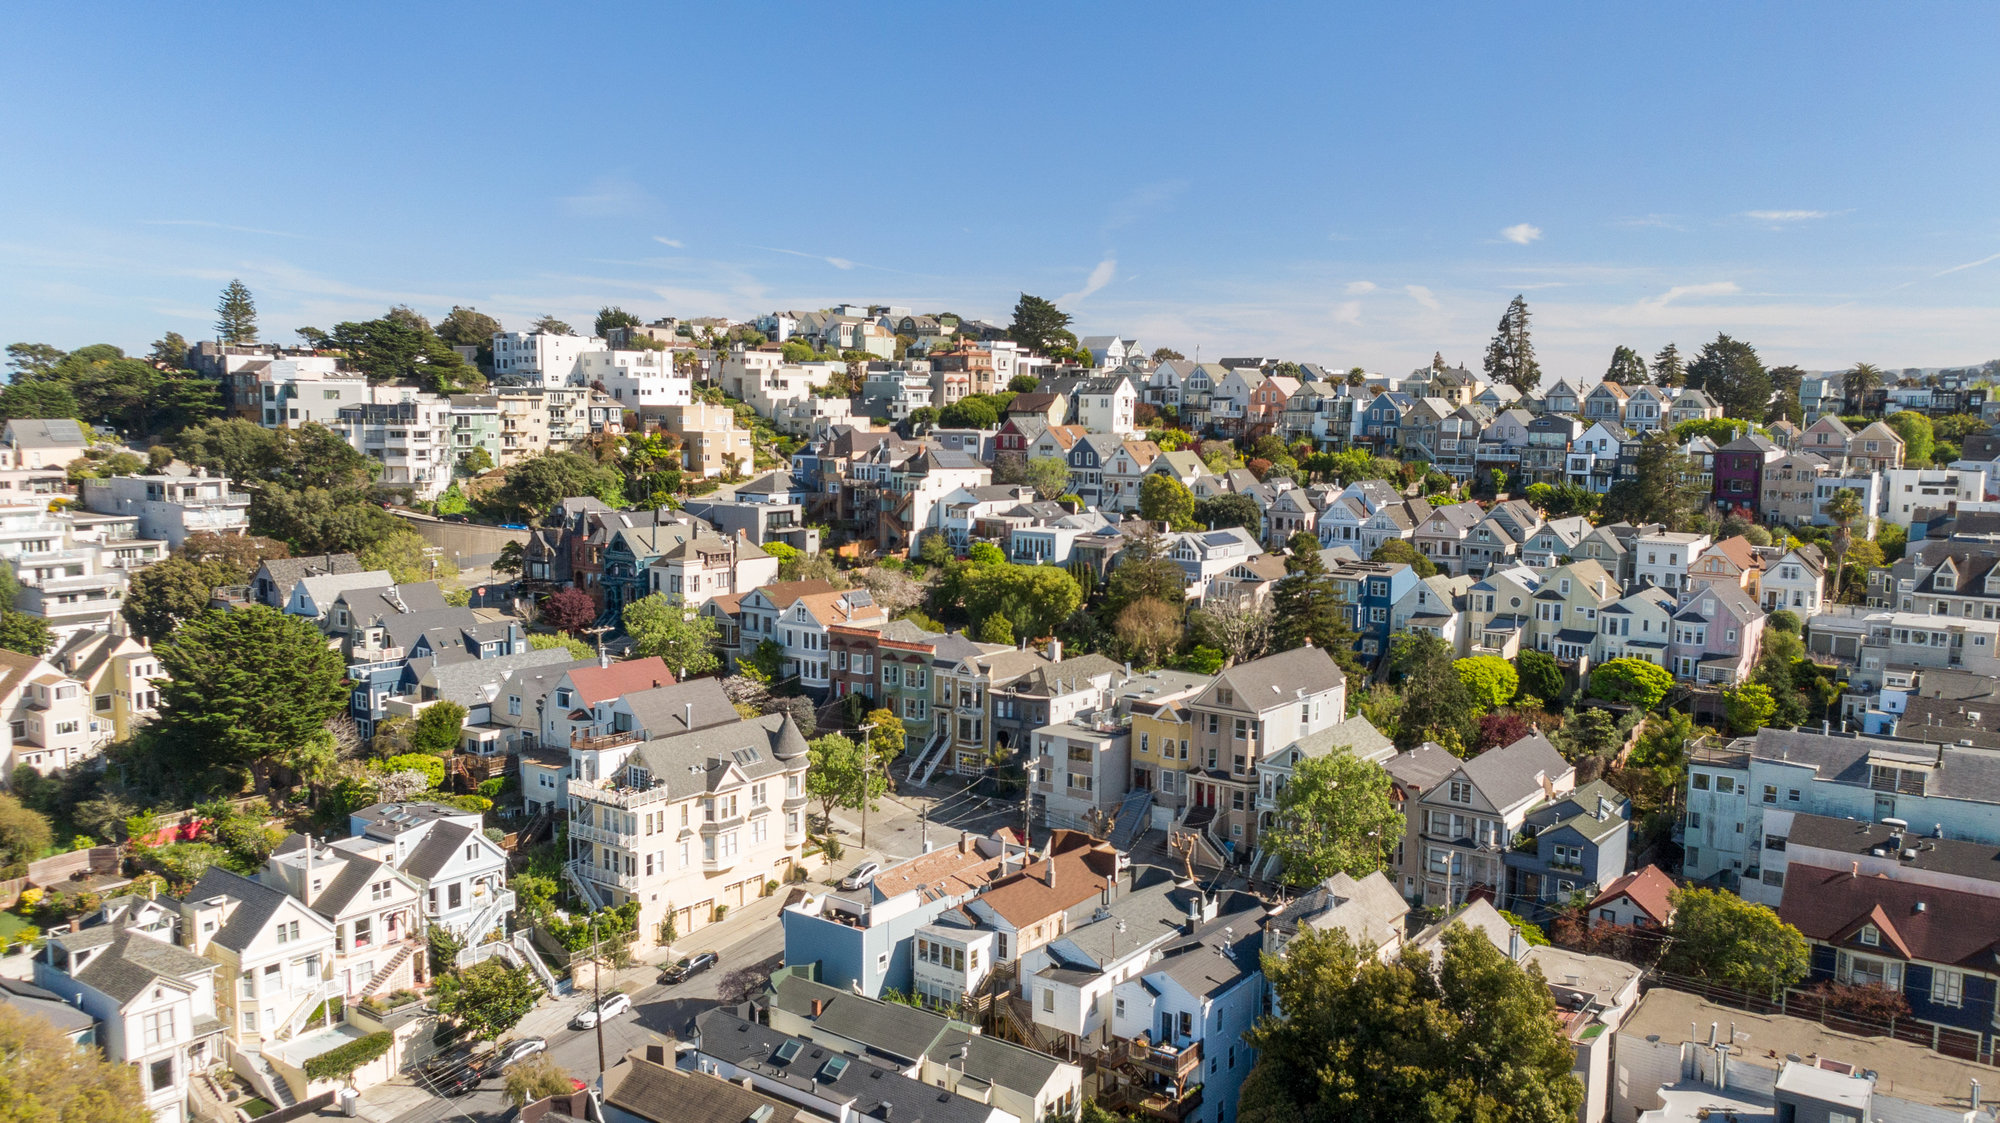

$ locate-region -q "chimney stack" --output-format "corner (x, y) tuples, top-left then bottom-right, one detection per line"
(1045, 858), (1056, 888)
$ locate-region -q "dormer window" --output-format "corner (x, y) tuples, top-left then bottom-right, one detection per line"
(1858, 923), (1879, 947)
(1935, 563), (1957, 592)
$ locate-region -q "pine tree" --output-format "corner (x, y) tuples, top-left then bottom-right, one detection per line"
(1605, 345), (1649, 385)
(1687, 334), (1771, 422)
(1651, 342), (1686, 388)
(214, 279), (258, 344)
(1482, 295), (1541, 394)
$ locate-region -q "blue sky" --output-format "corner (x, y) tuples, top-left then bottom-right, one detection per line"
(4, 3), (1998, 377)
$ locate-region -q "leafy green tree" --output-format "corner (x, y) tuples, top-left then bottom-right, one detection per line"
(977, 612), (1014, 645)
(622, 593), (722, 676)
(409, 701), (468, 757)
(1114, 597), (1181, 668)
(1246, 923), (1583, 1123)
(1604, 345), (1648, 385)
(1723, 682), (1778, 735)
(0, 792), (52, 864)
(1651, 342), (1685, 388)
(1555, 707), (1620, 764)
(959, 564), (1080, 641)
(1369, 537), (1436, 577)
(937, 397), (998, 430)
(1138, 473), (1197, 530)
(1102, 534), (1188, 618)
(327, 314), (483, 393)
(1884, 410), (1935, 465)
(1687, 333), (1772, 423)
(0, 613), (50, 658)
(1387, 635), (1475, 752)
(5, 343), (66, 380)
(1194, 492), (1261, 532)
(123, 555), (238, 642)
(1766, 364), (1806, 426)
(863, 708), (905, 766)
(0, 380), (79, 422)
(595, 306), (642, 338)
(1587, 657), (1674, 709)
(1601, 432), (1705, 531)
(0, 1002), (150, 1123)
(1023, 456), (1072, 500)
(494, 451), (624, 520)
(1006, 294), (1075, 355)
(1661, 887), (1809, 995)
(1482, 295), (1542, 394)
(215, 279), (258, 344)
(254, 485), (401, 555)
(1454, 656), (1519, 712)
(1270, 543), (1361, 676)
(528, 631), (594, 659)
(1264, 750), (1403, 886)
(434, 959), (542, 1041)
(807, 733), (882, 824)
(435, 306), (504, 369)
(504, 1055), (577, 1107)
(530, 315), (572, 335)
(153, 606), (349, 788)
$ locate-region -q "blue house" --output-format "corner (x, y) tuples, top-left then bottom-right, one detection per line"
(1775, 813), (2000, 1055)
(599, 523), (698, 622)
(1327, 560), (1419, 664)
(1360, 392), (1413, 451)
(1502, 778), (1631, 920)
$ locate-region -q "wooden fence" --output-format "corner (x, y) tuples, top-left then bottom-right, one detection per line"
(1648, 972), (1994, 1066)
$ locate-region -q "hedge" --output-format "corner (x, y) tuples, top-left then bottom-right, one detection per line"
(304, 1031), (393, 1081)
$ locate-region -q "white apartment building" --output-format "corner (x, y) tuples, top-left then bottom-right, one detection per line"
(0, 646), (100, 776)
(1881, 467), (1989, 527)
(579, 349), (692, 412)
(328, 394), (453, 499)
(491, 331), (606, 385)
(256, 359), (369, 428)
(562, 711), (812, 941)
(1632, 530), (1711, 597)
(80, 468), (251, 547)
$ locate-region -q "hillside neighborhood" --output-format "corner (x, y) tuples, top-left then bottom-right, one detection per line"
(3, 285), (2000, 1123)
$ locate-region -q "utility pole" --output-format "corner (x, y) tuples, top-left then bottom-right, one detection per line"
(590, 912), (607, 1088)
(857, 722), (876, 848)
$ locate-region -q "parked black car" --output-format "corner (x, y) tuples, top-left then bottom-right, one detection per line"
(661, 951), (720, 984)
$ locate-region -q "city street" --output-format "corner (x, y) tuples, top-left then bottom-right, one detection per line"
(349, 781), (1017, 1123)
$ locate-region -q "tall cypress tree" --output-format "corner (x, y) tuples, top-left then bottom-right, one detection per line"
(1651, 342), (1686, 388)
(1481, 295), (1541, 394)
(1687, 334), (1771, 422)
(1605, 345), (1649, 385)
(214, 279), (258, 344)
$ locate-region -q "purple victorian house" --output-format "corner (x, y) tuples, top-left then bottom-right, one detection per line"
(1711, 433), (1783, 519)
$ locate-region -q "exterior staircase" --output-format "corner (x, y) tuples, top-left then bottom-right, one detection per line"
(1109, 790), (1153, 850)
(995, 994), (1051, 1053)
(501, 932), (563, 994)
(274, 980), (336, 1041)
(360, 942), (417, 997)
(911, 727), (951, 786)
(236, 1048), (297, 1109)
(564, 858), (609, 910)
(458, 888), (518, 949)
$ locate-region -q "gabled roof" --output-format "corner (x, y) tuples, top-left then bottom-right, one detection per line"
(742, 580), (837, 610)
(402, 822), (478, 881)
(260, 553), (363, 591)
(618, 677), (741, 736)
(1196, 646), (1344, 712)
(1269, 871), (1408, 953)
(1456, 732), (1571, 809)
(1780, 864), (2000, 970)
(185, 867), (301, 954)
(604, 1052), (808, 1123)
(1588, 865), (1676, 924)
(56, 922), (216, 1004)
(566, 657), (675, 706)
(2, 418), (87, 447)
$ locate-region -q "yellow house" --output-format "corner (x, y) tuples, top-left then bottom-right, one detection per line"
(1127, 691), (1201, 820)
(51, 631), (164, 744)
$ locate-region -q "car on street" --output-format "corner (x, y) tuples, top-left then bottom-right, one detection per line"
(660, 951), (719, 985)
(429, 1056), (488, 1097)
(494, 1037), (548, 1069)
(570, 991), (633, 1029)
(840, 861), (881, 890)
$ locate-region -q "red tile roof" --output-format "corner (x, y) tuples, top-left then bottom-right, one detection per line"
(567, 657), (675, 706)
(1588, 865), (1676, 925)
(973, 831), (1121, 928)
(1778, 864), (2000, 969)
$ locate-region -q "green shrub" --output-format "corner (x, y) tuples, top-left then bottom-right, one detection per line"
(303, 1031), (393, 1082)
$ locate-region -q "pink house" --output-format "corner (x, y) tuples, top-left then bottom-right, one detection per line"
(1665, 584), (1766, 685)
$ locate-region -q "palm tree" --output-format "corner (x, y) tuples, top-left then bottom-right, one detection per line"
(1825, 487), (1865, 601)
(1346, 368), (1366, 388)
(1843, 362), (1884, 412)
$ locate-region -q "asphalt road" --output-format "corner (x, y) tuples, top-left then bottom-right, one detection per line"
(384, 899), (788, 1123)
(376, 784), (1010, 1123)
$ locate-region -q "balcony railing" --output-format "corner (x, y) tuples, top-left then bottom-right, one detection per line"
(1130, 1037), (1202, 1082)
(568, 777), (672, 809)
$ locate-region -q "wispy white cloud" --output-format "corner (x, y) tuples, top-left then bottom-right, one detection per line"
(560, 177), (652, 217)
(1332, 301), (1362, 325)
(1343, 281), (1377, 295)
(1060, 257), (1117, 304)
(750, 246), (856, 270)
(1742, 209), (1832, 223)
(1500, 223), (1543, 245)
(1640, 281), (1741, 308)
(1105, 180), (1187, 231)
(1615, 214), (1682, 230)
(652, 236), (684, 249)
(1405, 284), (1441, 311)
(1934, 250), (2000, 278)
(140, 219), (306, 239)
